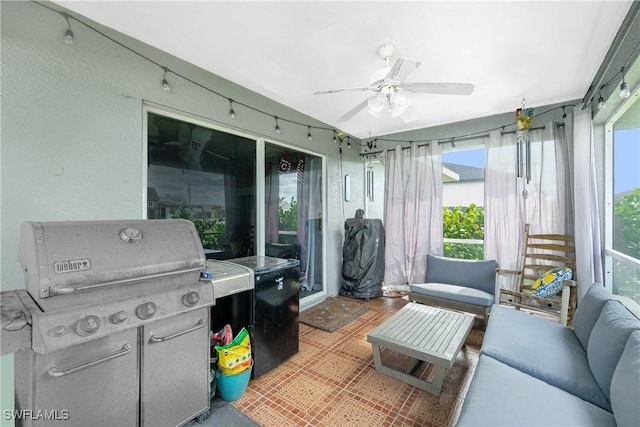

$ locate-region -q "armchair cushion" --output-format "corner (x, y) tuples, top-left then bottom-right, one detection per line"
(410, 283), (494, 307)
(425, 255), (496, 295)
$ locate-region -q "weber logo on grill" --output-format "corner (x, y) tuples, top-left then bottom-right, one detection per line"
(53, 259), (91, 273)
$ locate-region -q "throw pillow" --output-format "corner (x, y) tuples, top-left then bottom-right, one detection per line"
(530, 267), (572, 298)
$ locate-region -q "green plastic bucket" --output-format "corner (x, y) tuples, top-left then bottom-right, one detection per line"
(216, 364), (252, 401)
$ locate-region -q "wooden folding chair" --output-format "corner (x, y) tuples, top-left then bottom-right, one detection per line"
(496, 224), (577, 326)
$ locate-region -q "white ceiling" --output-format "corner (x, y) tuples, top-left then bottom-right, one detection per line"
(55, 1), (632, 139)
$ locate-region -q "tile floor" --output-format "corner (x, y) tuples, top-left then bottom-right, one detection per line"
(231, 296), (484, 426)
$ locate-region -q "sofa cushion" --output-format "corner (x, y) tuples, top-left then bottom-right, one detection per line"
(482, 304), (610, 410)
(610, 330), (640, 427)
(531, 267), (572, 298)
(573, 283), (614, 349)
(410, 283), (494, 306)
(587, 300), (640, 401)
(457, 355), (616, 427)
(425, 255), (496, 295)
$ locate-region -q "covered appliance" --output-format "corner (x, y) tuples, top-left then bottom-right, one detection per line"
(228, 256), (300, 378)
(339, 217), (385, 300)
(11, 219), (214, 427)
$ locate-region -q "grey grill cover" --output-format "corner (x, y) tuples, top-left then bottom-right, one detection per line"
(339, 218), (384, 299)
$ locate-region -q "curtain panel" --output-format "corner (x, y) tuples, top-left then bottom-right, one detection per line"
(383, 142), (443, 287)
(567, 106), (603, 300)
(484, 122), (570, 291)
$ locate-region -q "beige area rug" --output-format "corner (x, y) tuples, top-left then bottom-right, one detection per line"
(300, 296), (370, 332)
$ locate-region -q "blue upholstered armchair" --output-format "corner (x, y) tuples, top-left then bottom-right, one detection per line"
(409, 254), (497, 325)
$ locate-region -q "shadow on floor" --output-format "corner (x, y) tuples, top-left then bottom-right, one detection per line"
(186, 398), (259, 427)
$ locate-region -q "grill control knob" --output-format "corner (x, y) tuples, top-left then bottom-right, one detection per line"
(182, 291), (200, 307)
(75, 315), (100, 337)
(136, 302), (157, 320)
(111, 311), (128, 324)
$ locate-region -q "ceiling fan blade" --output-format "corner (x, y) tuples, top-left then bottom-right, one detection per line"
(337, 98), (369, 122)
(401, 82), (475, 95)
(385, 58), (421, 82)
(314, 87), (369, 95)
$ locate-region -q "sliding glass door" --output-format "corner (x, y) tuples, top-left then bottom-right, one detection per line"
(265, 143), (324, 300)
(146, 108), (325, 303)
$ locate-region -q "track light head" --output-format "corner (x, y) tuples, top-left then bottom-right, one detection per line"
(62, 13), (74, 45)
(228, 99), (235, 119)
(620, 81), (630, 99)
(64, 28), (74, 45)
(161, 67), (170, 92)
(620, 67), (631, 99)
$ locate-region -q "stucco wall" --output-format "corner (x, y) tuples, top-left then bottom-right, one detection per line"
(443, 181), (484, 208)
(0, 1), (365, 294)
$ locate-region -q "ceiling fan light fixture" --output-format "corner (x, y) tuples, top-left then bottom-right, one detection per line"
(367, 93), (386, 114)
(390, 92), (411, 118)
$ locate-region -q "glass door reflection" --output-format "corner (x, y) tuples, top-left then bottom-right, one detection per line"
(265, 144), (323, 299)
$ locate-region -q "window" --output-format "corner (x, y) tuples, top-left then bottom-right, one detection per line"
(442, 146), (485, 260)
(146, 111), (256, 260)
(605, 88), (640, 306)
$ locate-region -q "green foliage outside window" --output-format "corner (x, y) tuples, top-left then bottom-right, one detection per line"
(614, 188), (640, 259)
(443, 204), (484, 260)
(612, 188), (640, 303)
(278, 197), (298, 245)
(169, 206), (226, 250)
(279, 197), (297, 231)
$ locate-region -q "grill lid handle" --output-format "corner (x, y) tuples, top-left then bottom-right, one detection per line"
(48, 266), (204, 296)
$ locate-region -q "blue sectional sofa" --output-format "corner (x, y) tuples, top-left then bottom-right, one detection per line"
(457, 283), (640, 427)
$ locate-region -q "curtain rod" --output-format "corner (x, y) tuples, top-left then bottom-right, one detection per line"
(360, 123), (564, 157)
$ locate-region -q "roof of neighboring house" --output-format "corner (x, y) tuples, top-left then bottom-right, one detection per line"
(147, 187), (160, 201)
(443, 163), (485, 182)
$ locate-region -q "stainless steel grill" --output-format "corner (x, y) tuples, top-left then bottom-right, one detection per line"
(9, 219), (216, 426)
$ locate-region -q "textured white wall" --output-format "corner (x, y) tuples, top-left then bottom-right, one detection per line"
(0, 1), (365, 293)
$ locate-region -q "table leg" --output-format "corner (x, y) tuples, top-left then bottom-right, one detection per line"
(370, 343), (446, 395)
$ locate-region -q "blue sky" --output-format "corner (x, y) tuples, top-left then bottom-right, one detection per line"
(614, 128), (640, 194)
(442, 147), (485, 169)
(443, 131), (639, 195)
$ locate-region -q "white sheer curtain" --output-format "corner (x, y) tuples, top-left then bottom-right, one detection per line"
(485, 122), (570, 291)
(567, 106), (603, 300)
(484, 130), (521, 287)
(383, 142), (443, 286)
(524, 123), (569, 235)
(299, 156), (323, 290)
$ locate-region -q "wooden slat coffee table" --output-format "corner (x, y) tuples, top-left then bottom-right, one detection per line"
(367, 302), (474, 395)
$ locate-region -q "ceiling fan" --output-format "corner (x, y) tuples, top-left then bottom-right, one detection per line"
(314, 44), (474, 123)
